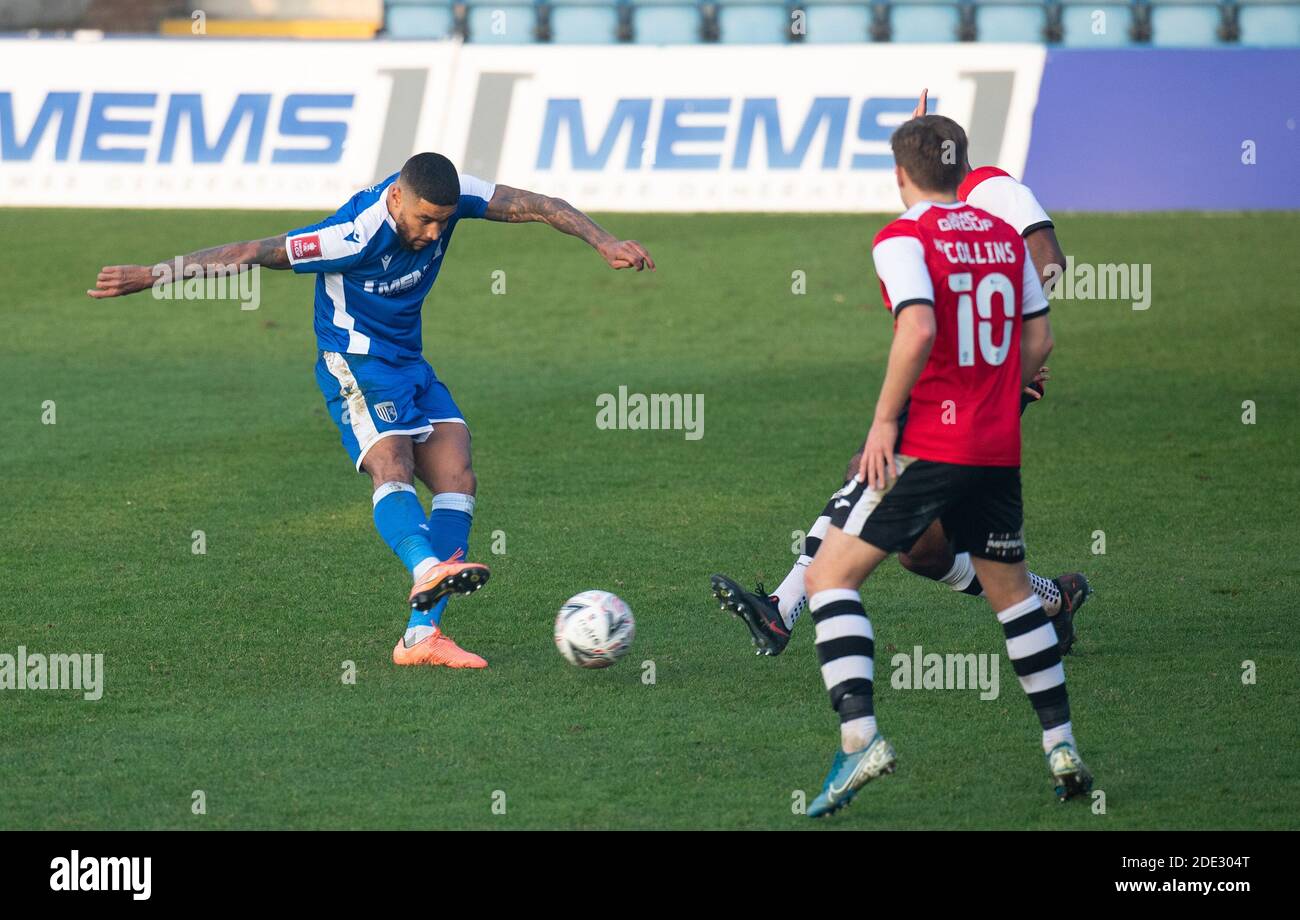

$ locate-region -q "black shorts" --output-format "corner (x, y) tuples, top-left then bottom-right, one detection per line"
(827, 457), (1026, 562)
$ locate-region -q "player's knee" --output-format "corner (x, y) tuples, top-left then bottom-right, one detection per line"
(451, 466), (477, 496)
(365, 454), (414, 490)
(420, 460), (475, 496)
(804, 559), (834, 598)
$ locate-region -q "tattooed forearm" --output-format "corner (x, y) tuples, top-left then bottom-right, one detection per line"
(484, 185), (616, 249)
(158, 235), (290, 275)
(482, 184), (654, 271)
(89, 234), (290, 299)
(252, 235), (291, 269)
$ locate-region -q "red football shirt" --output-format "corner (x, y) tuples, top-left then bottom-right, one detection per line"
(872, 201), (1048, 467)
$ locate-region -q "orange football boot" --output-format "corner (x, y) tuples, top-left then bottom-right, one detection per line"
(407, 549), (490, 610)
(392, 627), (487, 669)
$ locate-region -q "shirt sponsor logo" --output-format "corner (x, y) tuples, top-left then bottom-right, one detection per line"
(363, 250), (438, 295)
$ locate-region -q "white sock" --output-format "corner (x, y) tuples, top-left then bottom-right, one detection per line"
(431, 492), (476, 515)
(404, 625), (438, 647)
(1029, 572), (1062, 616)
(1043, 721), (1075, 753)
(412, 557), (439, 583)
(939, 551), (979, 593)
(841, 716), (879, 754)
(772, 556), (811, 629)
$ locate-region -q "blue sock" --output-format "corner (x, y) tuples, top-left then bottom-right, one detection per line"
(372, 482), (437, 574)
(406, 492), (475, 630)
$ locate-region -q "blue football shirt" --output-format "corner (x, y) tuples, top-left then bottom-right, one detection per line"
(285, 172), (496, 364)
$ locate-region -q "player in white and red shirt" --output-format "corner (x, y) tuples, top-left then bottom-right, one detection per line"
(869, 203), (1044, 466)
(711, 95), (1089, 663)
(755, 114), (1088, 817)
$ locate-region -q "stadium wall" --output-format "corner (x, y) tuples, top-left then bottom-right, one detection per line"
(0, 40), (1292, 212)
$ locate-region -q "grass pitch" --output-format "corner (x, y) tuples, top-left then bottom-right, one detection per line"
(2, 208), (1297, 829)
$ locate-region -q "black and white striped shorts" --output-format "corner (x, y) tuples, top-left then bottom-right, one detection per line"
(828, 457), (1026, 562)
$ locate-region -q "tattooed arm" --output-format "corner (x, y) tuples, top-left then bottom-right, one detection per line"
(483, 185), (655, 271)
(87, 235), (291, 299)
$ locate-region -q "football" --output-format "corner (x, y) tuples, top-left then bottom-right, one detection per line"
(554, 590), (636, 669)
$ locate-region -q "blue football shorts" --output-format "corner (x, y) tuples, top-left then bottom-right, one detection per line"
(314, 351), (466, 470)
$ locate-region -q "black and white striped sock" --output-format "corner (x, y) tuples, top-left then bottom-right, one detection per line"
(1028, 572), (1062, 616)
(997, 595), (1071, 751)
(802, 505), (833, 559)
(810, 588), (878, 753)
(772, 513), (832, 629)
(941, 553), (1064, 616)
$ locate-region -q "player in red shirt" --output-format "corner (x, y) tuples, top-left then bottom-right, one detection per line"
(711, 93), (1088, 659)
(789, 115), (1091, 817)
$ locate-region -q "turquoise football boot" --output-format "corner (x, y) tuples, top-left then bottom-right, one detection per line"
(1047, 741), (1093, 802)
(807, 734), (897, 818)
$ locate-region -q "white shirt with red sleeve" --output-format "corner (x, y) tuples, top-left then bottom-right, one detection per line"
(957, 166), (1053, 237)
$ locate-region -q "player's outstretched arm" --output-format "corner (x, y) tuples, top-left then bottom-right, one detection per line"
(87, 235), (291, 299)
(483, 185), (654, 271)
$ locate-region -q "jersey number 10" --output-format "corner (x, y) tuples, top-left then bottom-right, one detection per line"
(950, 271), (1015, 367)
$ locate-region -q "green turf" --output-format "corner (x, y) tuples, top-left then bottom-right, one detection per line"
(1, 208), (1297, 829)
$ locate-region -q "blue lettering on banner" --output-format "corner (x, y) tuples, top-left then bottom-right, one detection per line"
(536, 98), (651, 169)
(0, 91), (78, 160)
(655, 98), (728, 170)
(535, 96), (925, 172)
(851, 97), (916, 170)
(159, 94), (269, 164)
(0, 91), (354, 164)
(734, 97), (848, 169)
(82, 92), (156, 163)
(273, 94), (352, 164)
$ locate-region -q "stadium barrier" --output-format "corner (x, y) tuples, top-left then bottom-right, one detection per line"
(0, 39), (1293, 211)
(159, 19), (381, 37)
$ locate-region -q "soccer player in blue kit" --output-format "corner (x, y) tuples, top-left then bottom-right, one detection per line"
(88, 153), (655, 669)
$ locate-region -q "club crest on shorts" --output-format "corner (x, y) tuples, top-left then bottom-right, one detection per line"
(374, 401), (398, 423)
